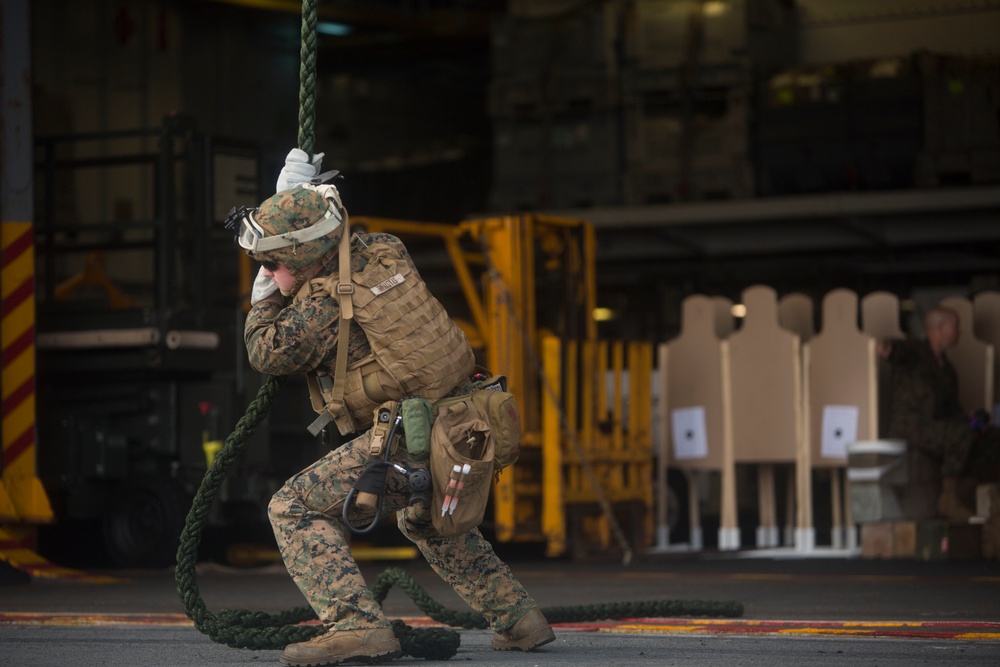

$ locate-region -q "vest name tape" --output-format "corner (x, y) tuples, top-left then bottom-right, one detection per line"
(370, 273), (406, 295)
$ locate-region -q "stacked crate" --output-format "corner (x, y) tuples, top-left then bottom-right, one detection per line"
(758, 52), (1000, 196)
(845, 57), (925, 191)
(625, 0), (795, 70)
(489, 2), (626, 210)
(757, 57), (925, 196)
(916, 54), (1000, 187)
(489, 0), (795, 209)
(757, 64), (852, 195)
(622, 69), (755, 203)
(621, 0), (794, 203)
(491, 6), (1000, 207)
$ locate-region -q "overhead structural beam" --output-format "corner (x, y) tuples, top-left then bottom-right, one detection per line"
(203, 0), (490, 37)
(548, 185), (1000, 229)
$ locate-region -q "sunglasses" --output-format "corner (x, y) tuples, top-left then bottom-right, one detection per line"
(260, 260), (279, 272)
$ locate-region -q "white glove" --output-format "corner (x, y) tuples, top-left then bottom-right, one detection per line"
(251, 266), (280, 305)
(276, 148), (325, 192)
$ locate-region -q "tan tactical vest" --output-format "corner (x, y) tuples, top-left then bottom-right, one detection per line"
(296, 227), (475, 436)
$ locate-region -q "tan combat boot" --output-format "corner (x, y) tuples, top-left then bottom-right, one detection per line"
(491, 607), (556, 651)
(279, 627), (401, 666)
(937, 476), (974, 522)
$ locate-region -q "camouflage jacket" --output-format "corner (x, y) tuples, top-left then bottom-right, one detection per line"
(886, 338), (964, 433)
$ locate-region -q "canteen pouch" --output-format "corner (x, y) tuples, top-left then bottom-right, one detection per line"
(400, 396), (434, 462)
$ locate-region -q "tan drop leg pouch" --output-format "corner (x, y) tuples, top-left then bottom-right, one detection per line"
(429, 379), (521, 537)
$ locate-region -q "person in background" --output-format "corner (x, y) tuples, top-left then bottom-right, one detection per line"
(878, 305), (999, 521)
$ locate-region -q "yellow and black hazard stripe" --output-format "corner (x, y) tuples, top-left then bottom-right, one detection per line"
(1, 221), (52, 522)
(0, 225), (107, 581)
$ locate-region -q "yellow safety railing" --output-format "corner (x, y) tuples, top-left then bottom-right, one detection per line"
(541, 336), (654, 557)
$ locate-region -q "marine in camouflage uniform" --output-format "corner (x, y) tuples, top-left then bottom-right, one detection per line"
(886, 338), (977, 476)
(237, 181), (553, 666)
(884, 307), (1000, 520)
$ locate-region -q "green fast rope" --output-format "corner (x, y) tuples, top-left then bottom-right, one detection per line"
(297, 0), (318, 154)
(175, 377), (743, 659)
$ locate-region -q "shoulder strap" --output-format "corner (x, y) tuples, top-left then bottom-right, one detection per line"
(328, 211), (354, 419)
(306, 211), (356, 436)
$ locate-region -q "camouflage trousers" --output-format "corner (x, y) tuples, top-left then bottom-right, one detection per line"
(268, 432), (536, 633)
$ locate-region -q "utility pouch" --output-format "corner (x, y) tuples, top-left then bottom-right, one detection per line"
(429, 396), (496, 537)
(469, 377), (521, 470)
(368, 401), (400, 459)
(354, 401), (400, 511)
(428, 376), (521, 537)
(401, 397), (433, 462)
(432, 376), (521, 470)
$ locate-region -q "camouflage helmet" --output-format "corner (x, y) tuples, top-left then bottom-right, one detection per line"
(235, 184), (346, 278)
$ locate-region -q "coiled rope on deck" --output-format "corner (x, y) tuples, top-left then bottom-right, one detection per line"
(367, 566), (744, 628)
